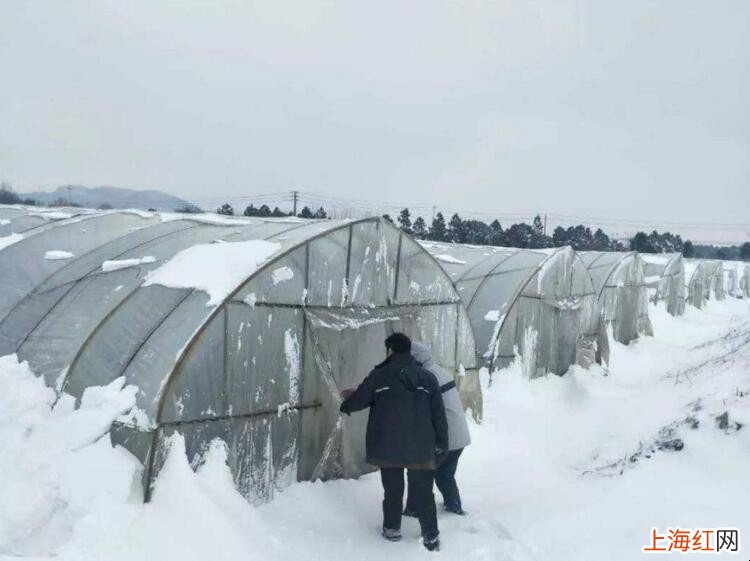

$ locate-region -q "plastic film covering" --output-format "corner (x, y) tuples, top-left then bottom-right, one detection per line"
(0, 212), (48, 237)
(642, 253), (686, 316)
(6, 221), (253, 387)
(1, 209), (475, 504)
(723, 262), (741, 298)
(580, 252), (653, 345)
(684, 260), (709, 309)
(423, 243), (603, 378)
(0, 213), (473, 504)
(0, 205), (94, 238)
(684, 259), (727, 308)
(0, 212), (163, 322)
(148, 221), (475, 501)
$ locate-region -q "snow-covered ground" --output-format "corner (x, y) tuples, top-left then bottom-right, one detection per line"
(1, 299), (748, 560)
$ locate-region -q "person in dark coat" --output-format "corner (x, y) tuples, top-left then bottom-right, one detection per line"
(340, 333), (448, 552)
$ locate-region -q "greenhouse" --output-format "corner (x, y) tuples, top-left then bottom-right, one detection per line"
(421, 242), (606, 379)
(641, 253), (686, 316)
(0, 207), (477, 503)
(684, 259), (729, 308)
(579, 252), (653, 345)
(722, 261), (748, 299)
(684, 260), (710, 309)
(724, 262), (740, 298)
(685, 259), (725, 306)
(740, 264), (750, 299)
(706, 261), (726, 301)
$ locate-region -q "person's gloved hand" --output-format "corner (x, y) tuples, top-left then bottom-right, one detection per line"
(339, 388), (355, 415)
(435, 448), (448, 467)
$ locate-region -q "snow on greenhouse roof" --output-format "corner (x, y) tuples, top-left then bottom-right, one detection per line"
(102, 256), (157, 272)
(0, 233), (23, 251)
(158, 212), (258, 225)
(144, 239), (282, 306)
(433, 253), (467, 265)
(44, 250), (75, 260)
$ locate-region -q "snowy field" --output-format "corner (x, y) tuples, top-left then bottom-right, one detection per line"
(1, 299), (748, 561)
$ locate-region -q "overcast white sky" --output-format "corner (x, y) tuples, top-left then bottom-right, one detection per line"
(1, 1), (748, 242)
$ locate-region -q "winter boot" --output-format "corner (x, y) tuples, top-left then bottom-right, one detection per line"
(382, 527), (402, 542)
(444, 505), (467, 516)
(423, 536), (440, 552)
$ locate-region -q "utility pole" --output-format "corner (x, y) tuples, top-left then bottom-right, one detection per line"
(292, 190), (299, 216)
(432, 205), (437, 221)
(543, 213), (548, 236)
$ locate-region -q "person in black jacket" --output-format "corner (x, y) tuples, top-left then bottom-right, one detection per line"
(340, 333), (448, 552)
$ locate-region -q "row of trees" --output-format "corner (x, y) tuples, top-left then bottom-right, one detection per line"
(215, 203), (328, 219)
(385, 208), (625, 251)
(691, 242), (750, 261)
(215, 202), (750, 260)
(630, 230), (686, 254)
(0, 182), (37, 206)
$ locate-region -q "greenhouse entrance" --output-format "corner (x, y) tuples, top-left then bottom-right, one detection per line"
(302, 307), (417, 482)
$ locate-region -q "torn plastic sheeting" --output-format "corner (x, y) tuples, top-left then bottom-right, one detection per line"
(304, 308), (401, 332)
(539, 295), (584, 310)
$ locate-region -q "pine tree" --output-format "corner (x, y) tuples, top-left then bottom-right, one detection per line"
(630, 231), (655, 253)
(0, 182), (21, 205)
(504, 223), (535, 248)
(552, 226), (567, 247)
(592, 228), (611, 251)
(174, 204), (202, 214)
(298, 206), (314, 219)
(382, 214), (394, 224)
(489, 219), (504, 246)
(217, 203), (234, 216)
(740, 242), (750, 261)
(258, 204), (272, 217)
(412, 216), (427, 239)
(271, 206), (287, 217)
(463, 220), (491, 245)
(429, 212), (447, 242)
(397, 208), (413, 234)
(447, 213), (464, 243)
(530, 215), (548, 248)
(243, 204), (257, 217)
(533, 215), (544, 236)
(313, 206), (328, 219)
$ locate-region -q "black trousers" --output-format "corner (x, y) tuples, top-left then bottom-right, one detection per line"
(380, 468), (438, 539)
(407, 448), (464, 513)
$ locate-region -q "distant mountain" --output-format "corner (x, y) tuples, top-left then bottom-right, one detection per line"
(23, 185), (191, 211)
